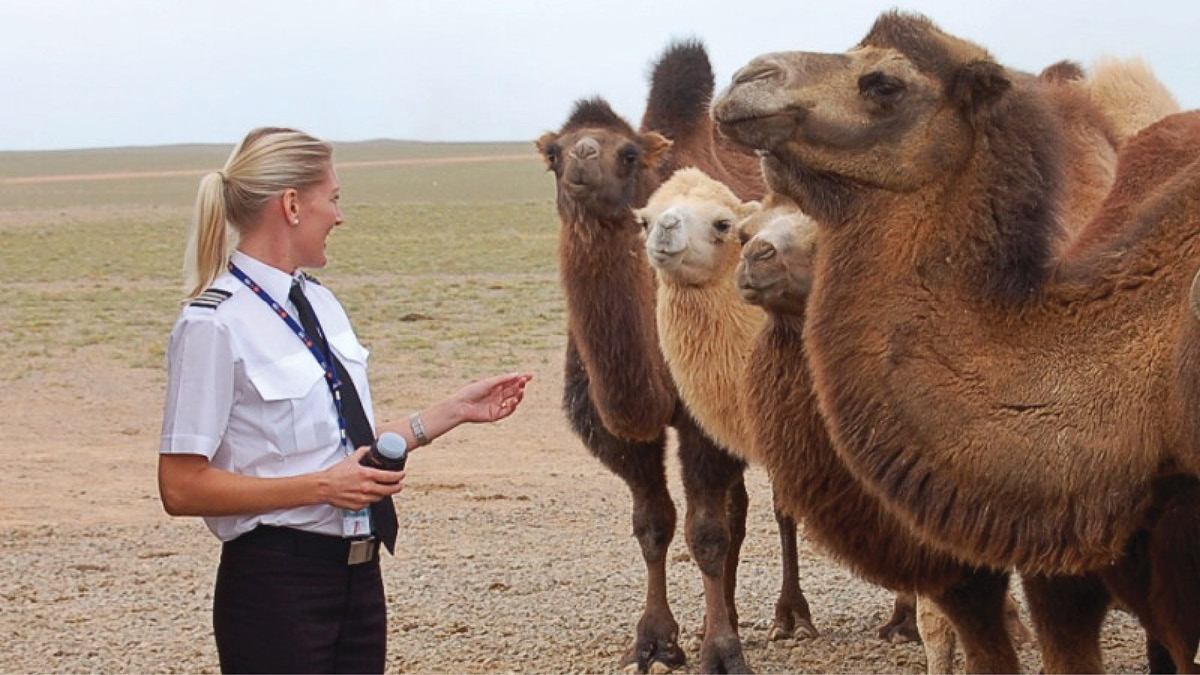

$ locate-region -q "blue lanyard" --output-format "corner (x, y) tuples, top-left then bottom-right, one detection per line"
(228, 262), (353, 453)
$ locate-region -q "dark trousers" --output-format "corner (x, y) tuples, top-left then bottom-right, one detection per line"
(214, 532), (387, 674)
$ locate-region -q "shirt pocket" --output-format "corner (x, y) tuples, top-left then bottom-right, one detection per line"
(245, 350), (340, 458)
(328, 331), (370, 387)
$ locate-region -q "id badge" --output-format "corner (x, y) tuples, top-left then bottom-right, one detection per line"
(342, 507), (373, 538)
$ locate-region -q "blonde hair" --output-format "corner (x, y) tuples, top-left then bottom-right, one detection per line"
(182, 127), (333, 300)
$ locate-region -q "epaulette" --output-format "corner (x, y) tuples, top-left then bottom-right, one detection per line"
(301, 272), (322, 286)
(189, 287), (232, 309)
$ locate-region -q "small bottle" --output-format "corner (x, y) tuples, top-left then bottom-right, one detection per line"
(362, 431), (408, 471)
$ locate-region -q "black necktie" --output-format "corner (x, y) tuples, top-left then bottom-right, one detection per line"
(289, 281), (399, 553)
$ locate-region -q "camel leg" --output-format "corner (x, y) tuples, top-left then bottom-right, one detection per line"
(879, 592), (922, 643)
(1022, 572), (1109, 674)
(676, 412), (751, 674)
(1147, 637), (1178, 675)
(768, 489), (817, 641)
(1002, 593), (1033, 647)
(917, 594), (957, 674)
(724, 473), (749, 634)
(1098, 476), (1200, 674)
(929, 568), (1020, 674)
(1146, 477), (1200, 673)
(562, 343), (684, 674)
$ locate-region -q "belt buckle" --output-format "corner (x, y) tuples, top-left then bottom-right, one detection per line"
(347, 538), (376, 565)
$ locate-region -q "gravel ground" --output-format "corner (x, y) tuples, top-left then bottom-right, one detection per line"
(0, 354), (1150, 674)
(1, 459), (1150, 674)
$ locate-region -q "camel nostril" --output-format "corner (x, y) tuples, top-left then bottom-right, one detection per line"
(570, 137), (600, 160)
(660, 213), (682, 230)
(732, 59), (783, 86)
(744, 240), (777, 262)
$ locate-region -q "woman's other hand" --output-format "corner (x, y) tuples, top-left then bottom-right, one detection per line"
(454, 372), (533, 423)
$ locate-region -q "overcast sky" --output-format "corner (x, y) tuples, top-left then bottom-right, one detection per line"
(1, 0), (1195, 151)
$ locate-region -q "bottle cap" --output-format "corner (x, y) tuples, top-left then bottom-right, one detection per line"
(375, 432), (408, 460)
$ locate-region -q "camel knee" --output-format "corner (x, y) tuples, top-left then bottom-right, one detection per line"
(687, 517), (731, 577)
(632, 500), (676, 563)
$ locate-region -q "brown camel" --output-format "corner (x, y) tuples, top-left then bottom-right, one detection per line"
(534, 41), (813, 674)
(713, 9), (1200, 672)
(735, 193), (1033, 674)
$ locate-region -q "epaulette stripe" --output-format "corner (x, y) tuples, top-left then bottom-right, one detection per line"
(189, 287), (232, 309)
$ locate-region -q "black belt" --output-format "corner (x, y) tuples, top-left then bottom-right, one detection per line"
(230, 525), (379, 565)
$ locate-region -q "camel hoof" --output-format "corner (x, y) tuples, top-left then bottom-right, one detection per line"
(700, 634), (753, 674)
(620, 636), (686, 675)
(793, 619), (819, 640)
(878, 617), (921, 644)
(768, 618), (819, 641)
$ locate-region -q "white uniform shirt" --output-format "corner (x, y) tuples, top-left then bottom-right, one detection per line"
(159, 250), (375, 541)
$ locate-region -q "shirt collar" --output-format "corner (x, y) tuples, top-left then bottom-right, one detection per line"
(230, 250), (301, 305)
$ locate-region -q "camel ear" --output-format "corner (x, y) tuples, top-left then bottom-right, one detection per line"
(949, 60), (1011, 113)
(736, 200), (762, 220)
(535, 132), (559, 168)
(639, 132), (674, 172)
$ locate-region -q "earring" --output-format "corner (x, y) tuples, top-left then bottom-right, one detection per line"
(292, 218), (300, 225)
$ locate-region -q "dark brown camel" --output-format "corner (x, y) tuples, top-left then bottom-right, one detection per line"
(735, 195), (1024, 674)
(535, 41), (814, 674)
(714, 10), (1200, 672)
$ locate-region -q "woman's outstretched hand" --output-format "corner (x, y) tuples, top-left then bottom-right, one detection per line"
(454, 372), (533, 423)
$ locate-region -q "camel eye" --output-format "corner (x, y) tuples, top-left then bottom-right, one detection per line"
(619, 146), (640, 166)
(544, 144), (561, 169)
(858, 72), (907, 104)
(714, 219), (733, 234)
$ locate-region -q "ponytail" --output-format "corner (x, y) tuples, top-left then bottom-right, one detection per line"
(183, 172), (235, 301)
(181, 127), (332, 302)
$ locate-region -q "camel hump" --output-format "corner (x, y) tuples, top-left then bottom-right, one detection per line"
(640, 39), (715, 138)
(1084, 56), (1181, 142)
(1039, 60), (1085, 82)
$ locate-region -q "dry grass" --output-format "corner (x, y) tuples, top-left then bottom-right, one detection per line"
(0, 141), (564, 381)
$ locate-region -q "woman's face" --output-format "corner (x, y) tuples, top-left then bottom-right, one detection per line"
(293, 163), (343, 269)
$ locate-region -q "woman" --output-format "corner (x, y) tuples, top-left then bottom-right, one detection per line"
(158, 126), (532, 674)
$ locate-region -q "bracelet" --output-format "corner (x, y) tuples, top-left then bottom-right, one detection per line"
(409, 411), (430, 447)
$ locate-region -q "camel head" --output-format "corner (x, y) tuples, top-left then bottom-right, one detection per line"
(636, 167), (759, 287)
(712, 11), (1015, 224)
(537, 97), (674, 227)
(735, 193), (817, 315)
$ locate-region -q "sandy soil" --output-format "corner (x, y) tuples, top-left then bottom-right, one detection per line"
(0, 343), (1151, 674)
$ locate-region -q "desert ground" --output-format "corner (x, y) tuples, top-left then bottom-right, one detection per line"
(0, 143), (1150, 673)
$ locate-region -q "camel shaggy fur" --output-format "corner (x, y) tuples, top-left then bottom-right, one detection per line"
(734, 194), (1032, 674)
(535, 40), (804, 674)
(640, 167), (1031, 672)
(713, 9), (1200, 671)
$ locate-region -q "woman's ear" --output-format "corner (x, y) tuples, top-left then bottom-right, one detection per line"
(280, 188), (300, 225)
